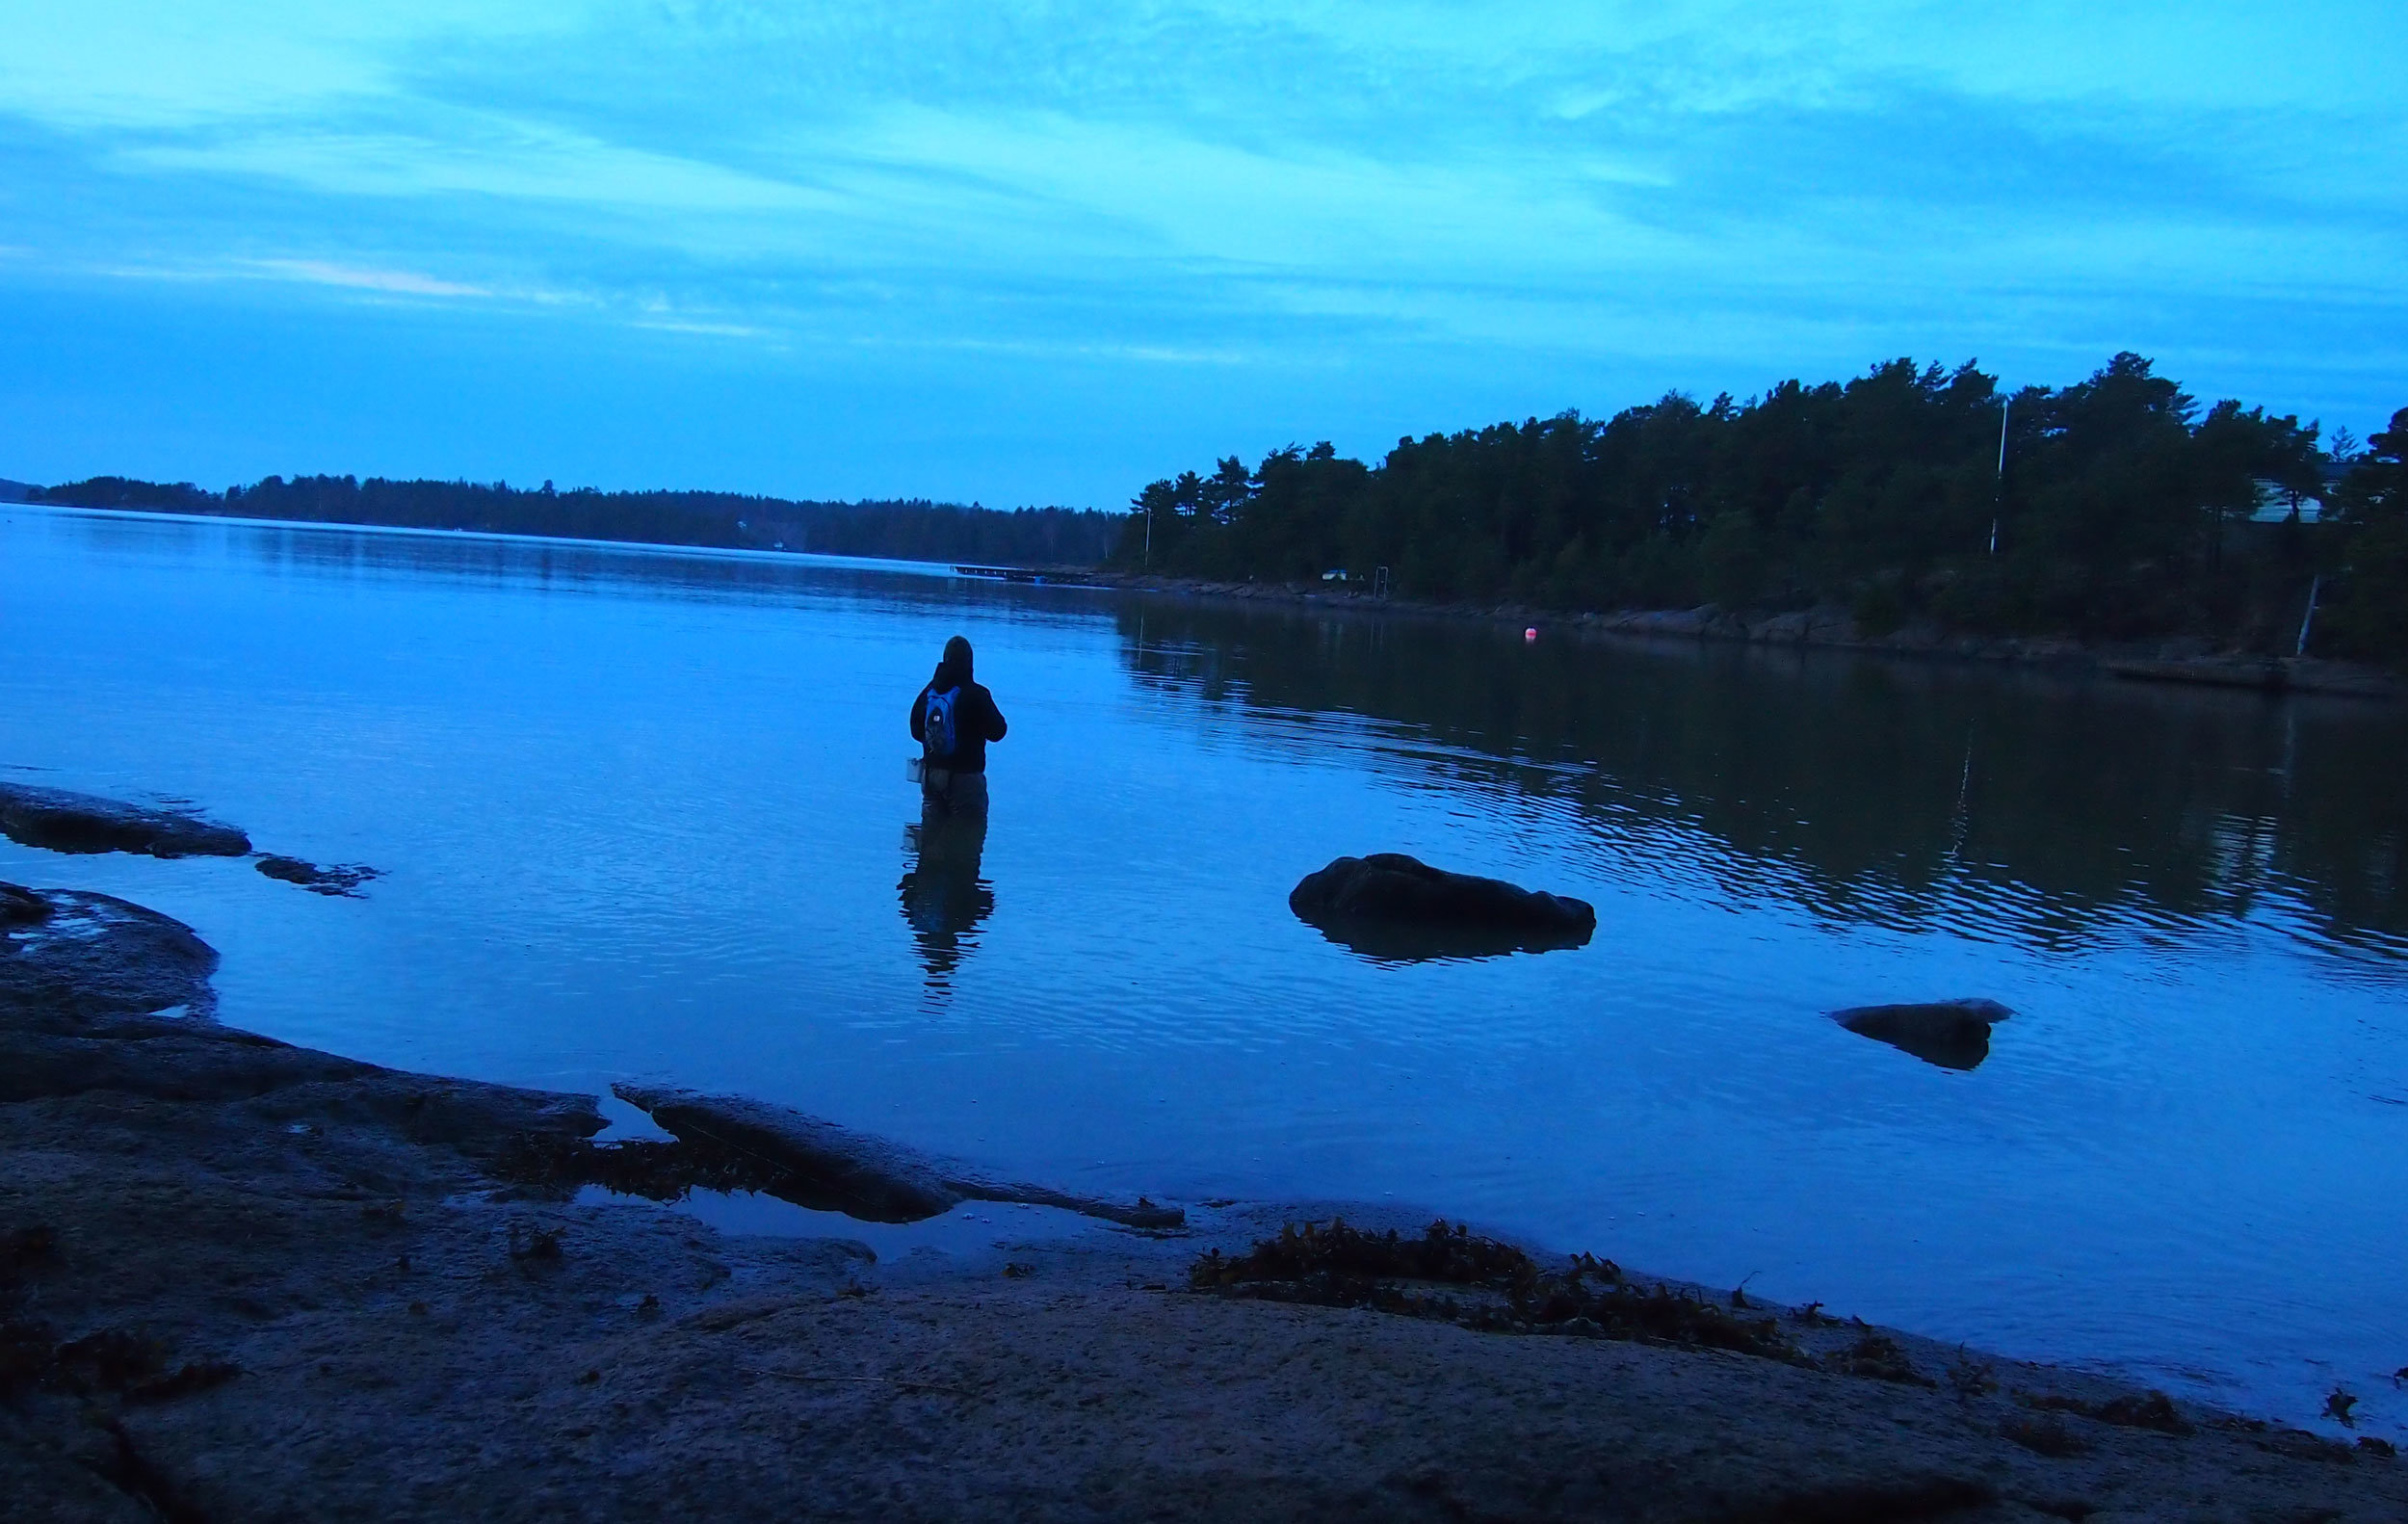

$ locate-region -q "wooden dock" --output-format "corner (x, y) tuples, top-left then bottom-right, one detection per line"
(952, 564), (1104, 588)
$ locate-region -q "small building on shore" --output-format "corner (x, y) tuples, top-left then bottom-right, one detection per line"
(2246, 477), (2323, 524)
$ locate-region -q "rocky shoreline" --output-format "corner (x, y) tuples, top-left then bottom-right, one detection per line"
(6, 881), (2404, 1521)
(0, 782), (382, 898)
(1090, 572), (2407, 700)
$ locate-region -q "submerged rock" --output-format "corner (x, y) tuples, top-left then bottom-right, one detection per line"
(256, 855), (382, 897)
(0, 783), (250, 857)
(1289, 853), (1596, 961)
(1832, 999), (2013, 1071)
(612, 1082), (1185, 1229)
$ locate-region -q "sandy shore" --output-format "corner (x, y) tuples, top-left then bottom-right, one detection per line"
(6, 882), (2403, 1522)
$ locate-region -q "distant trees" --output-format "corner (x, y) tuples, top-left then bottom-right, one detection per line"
(29, 476), (1120, 568)
(1112, 354), (2399, 662)
(30, 476), (221, 513)
(32, 357), (2404, 666)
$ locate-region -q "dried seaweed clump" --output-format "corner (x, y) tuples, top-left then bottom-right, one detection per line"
(1191, 1220), (1802, 1363)
(2028, 1390), (2193, 1435)
(1832, 1326), (1936, 1386)
(2002, 1412), (2089, 1457)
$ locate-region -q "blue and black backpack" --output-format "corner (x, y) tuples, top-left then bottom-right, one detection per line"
(923, 685), (961, 762)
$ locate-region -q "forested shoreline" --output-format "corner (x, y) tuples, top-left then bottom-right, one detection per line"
(1115, 355), (2407, 666)
(17, 353), (2403, 665)
(18, 474), (1121, 568)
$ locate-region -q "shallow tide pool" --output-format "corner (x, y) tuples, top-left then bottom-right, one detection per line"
(4, 504), (2403, 1431)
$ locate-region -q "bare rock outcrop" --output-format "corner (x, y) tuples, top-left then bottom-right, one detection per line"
(0, 784), (250, 858)
(0, 884), (220, 1023)
(613, 1083), (1185, 1229)
(0, 881), (598, 1149)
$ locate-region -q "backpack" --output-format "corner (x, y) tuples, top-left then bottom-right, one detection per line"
(923, 685), (962, 762)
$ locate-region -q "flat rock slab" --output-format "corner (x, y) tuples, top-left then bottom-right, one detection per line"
(0, 884), (220, 1023)
(1290, 853), (1595, 960)
(614, 1083), (1185, 1229)
(1834, 998), (2014, 1070)
(12, 1070), (2403, 1524)
(0, 784), (249, 858)
(0, 883), (601, 1149)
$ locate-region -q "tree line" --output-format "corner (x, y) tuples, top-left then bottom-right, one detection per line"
(27, 475), (1122, 568)
(1114, 355), (2407, 664)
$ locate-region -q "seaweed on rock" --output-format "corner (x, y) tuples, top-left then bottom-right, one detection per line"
(2027, 1389), (2194, 1435)
(1191, 1220), (1804, 1364)
(492, 1133), (798, 1202)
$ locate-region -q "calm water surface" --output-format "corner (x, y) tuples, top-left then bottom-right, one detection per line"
(5, 505), (2403, 1430)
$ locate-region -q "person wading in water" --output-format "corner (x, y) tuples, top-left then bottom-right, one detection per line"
(910, 635), (1008, 818)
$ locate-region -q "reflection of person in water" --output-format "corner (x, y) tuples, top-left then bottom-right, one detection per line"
(901, 635), (1007, 991)
(899, 809), (994, 993)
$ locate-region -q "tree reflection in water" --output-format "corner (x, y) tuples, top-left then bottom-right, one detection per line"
(1116, 601), (2408, 960)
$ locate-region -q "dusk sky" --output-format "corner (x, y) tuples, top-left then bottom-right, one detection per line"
(3, 0), (2401, 506)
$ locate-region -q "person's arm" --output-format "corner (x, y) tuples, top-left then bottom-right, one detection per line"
(981, 686), (1008, 741)
(909, 689), (928, 743)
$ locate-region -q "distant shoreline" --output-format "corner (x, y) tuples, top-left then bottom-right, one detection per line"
(4, 475), (1120, 569)
(13, 497), (2398, 700)
(3, 497), (969, 580)
(1090, 569), (2408, 700)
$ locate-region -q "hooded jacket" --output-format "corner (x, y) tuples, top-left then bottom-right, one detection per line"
(910, 659), (1008, 775)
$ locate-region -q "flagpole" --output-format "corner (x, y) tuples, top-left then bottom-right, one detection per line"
(1989, 396), (2009, 556)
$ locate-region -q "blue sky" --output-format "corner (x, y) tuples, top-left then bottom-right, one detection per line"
(2, 1), (2401, 505)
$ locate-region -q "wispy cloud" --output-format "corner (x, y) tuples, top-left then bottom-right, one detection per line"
(118, 118), (840, 217)
(0, 0), (2399, 499)
(249, 258), (491, 299)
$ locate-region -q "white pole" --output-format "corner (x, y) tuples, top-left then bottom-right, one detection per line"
(1989, 396), (2008, 556)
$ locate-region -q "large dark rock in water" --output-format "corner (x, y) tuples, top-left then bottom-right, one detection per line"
(614, 1083), (1185, 1228)
(1833, 999), (2013, 1071)
(1289, 854), (1596, 961)
(0, 783), (249, 857)
(256, 855), (382, 897)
